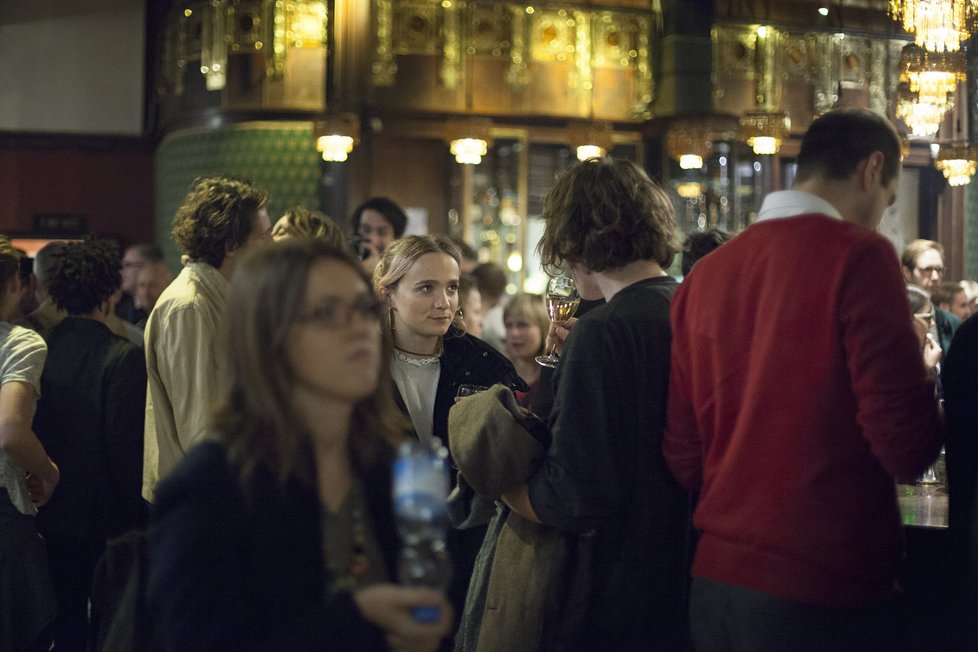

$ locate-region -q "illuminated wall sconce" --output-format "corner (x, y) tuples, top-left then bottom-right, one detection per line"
(739, 110), (791, 155)
(665, 116), (737, 169)
(313, 113), (360, 162)
(450, 138), (489, 165)
(446, 119), (494, 165)
(935, 142), (977, 186)
(568, 121), (615, 161)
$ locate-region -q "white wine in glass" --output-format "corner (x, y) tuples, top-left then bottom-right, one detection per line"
(535, 276), (579, 368)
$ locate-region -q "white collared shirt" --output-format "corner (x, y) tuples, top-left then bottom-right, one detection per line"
(756, 190), (843, 223)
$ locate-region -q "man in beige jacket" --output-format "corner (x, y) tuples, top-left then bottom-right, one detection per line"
(142, 177), (270, 501)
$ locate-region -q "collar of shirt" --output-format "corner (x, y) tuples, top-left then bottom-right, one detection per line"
(756, 190), (843, 223)
(185, 260), (229, 303)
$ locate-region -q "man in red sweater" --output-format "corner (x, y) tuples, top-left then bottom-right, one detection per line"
(664, 107), (942, 650)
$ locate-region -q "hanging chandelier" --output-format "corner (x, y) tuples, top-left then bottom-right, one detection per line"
(908, 50), (966, 107)
(896, 81), (950, 138)
(313, 113), (360, 163)
(935, 142), (977, 186)
(889, 0), (978, 52)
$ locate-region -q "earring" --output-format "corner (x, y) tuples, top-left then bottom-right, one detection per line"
(388, 305), (395, 336)
(455, 308), (464, 319)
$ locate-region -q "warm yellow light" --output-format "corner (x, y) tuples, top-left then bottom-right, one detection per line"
(914, 69), (959, 107)
(317, 135), (355, 162)
(890, 0), (974, 52)
(451, 138), (488, 165)
(749, 136), (780, 155)
(506, 252), (523, 272)
(576, 145), (606, 161)
(679, 154), (704, 170)
(757, 26), (768, 38)
(675, 182), (703, 199)
(936, 143), (976, 186)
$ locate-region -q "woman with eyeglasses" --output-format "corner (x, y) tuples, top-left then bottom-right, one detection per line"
(148, 239), (452, 651)
(372, 235), (527, 632)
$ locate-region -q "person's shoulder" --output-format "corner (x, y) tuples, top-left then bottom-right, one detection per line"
(1, 323), (47, 358)
(153, 441), (237, 508)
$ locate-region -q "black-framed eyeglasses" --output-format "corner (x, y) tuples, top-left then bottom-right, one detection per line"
(916, 266), (945, 276)
(296, 296), (384, 329)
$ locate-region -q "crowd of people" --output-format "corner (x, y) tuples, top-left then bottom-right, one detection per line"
(0, 106), (975, 651)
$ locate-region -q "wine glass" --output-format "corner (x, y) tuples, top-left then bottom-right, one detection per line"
(535, 276), (580, 368)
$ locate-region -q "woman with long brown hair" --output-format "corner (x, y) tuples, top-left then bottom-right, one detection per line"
(148, 239), (452, 651)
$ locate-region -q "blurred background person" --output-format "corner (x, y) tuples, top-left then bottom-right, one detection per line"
(902, 239), (958, 354)
(934, 280), (973, 323)
(0, 235), (60, 652)
(148, 239), (452, 651)
(271, 206), (346, 249)
(13, 249), (38, 322)
(457, 274), (483, 339)
(907, 284), (942, 392)
(470, 261), (508, 354)
(681, 229), (731, 278)
(133, 261), (174, 328)
(32, 237), (148, 651)
(116, 244), (164, 325)
(502, 293), (549, 410)
(351, 197), (407, 274)
(17, 241), (68, 335)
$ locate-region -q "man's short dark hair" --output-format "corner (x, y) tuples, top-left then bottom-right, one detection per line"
(350, 197), (408, 238)
(47, 237), (122, 315)
(795, 107), (902, 187)
(682, 229), (732, 277)
(171, 176), (268, 269)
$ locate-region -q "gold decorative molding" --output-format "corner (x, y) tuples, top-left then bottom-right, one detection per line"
(372, 0), (397, 86)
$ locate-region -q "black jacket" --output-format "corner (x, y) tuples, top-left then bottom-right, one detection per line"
(394, 328), (528, 453)
(148, 441), (398, 651)
(34, 317), (147, 541)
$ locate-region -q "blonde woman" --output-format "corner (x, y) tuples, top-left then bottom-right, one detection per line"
(373, 234), (527, 622)
(503, 293), (550, 409)
(271, 206), (347, 249)
(148, 240), (452, 651)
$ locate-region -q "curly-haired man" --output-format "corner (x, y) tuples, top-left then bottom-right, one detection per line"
(32, 237), (148, 650)
(143, 177), (270, 501)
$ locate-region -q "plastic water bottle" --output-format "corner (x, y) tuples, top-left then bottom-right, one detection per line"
(392, 439), (453, 623)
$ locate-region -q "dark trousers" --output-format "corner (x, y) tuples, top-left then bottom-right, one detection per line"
(0, 489), (57, 652)
(43, 533), (104, 652)
(690, 577), (905, 652)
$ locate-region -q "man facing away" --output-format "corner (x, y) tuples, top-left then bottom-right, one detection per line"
(32, 238), (148, 651)
(142, 177), (270, 501)
(664, 107), (942, 651)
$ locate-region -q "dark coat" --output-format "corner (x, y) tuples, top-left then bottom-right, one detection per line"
(394, 328), (528, 453)
(392, 328), (528, 633)
(34, 317), (147, 541)
(147, 441), (398, 652)
(943, 313), (978, 648)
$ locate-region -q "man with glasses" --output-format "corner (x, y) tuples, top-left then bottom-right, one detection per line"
(902, 239), (959, 355)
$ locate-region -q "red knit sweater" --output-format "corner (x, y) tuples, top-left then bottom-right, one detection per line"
(664, 214), (942, 608)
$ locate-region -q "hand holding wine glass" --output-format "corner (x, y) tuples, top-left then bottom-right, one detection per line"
(535, 276), (580, 368)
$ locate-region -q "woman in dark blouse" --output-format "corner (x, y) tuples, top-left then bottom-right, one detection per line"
(147, 239), (452, 651)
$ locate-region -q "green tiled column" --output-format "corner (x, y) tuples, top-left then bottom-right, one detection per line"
(966, 178), (978, 280)
(155, 121), (321, 266)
